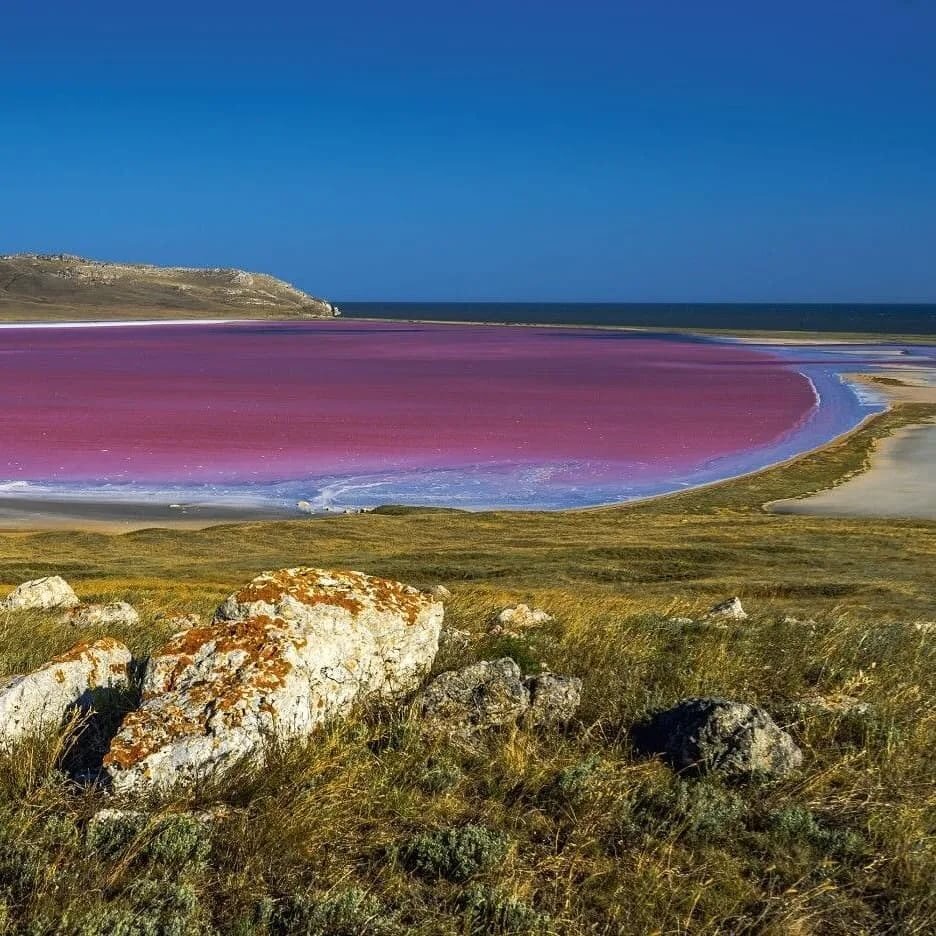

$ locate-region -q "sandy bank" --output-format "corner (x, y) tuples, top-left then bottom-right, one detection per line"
(768, 375), (936, 521)
(769, 421), (936, 521)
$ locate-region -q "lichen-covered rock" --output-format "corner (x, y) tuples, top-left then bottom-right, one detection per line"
(525, 672), (582, 726)
(1, 575), (80, 611)
(213, 568), (441, 695)
(61, 601), (140, 628)
(0, 638), (131, 746)
(633, 697), (802, 780)
(706, 597), (748, 621)
(104, 568), (442, 794)
(416, 658), (582, 734)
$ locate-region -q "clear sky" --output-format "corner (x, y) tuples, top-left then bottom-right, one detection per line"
(1, 1), (934, 302)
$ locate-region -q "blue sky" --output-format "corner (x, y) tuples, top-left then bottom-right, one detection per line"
(1, 1), (934, 301)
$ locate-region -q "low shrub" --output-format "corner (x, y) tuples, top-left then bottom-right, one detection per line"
(766, 805), (866, 859)
(460, 884), (551, 935)
(399, 823), (510, 881)
(271, 888), (399, 936)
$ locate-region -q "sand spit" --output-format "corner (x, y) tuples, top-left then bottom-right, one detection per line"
(769, 422), (936, 521)
(769, 375), (936, 521)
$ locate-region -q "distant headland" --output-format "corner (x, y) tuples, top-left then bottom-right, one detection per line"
(0, 254), (340, 322)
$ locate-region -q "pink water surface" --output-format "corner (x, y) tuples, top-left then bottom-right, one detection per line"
(0, 321), (816, 485)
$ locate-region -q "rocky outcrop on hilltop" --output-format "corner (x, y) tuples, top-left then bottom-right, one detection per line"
(0, 254), (340, 320)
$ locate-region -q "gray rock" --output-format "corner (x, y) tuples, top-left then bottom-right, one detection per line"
(431, 585), (453, 600)
(415, 658), (582, 733)
(104, 568), (443, 795)
(706, 597), (748, 621)
(524, 672), (582, 726)
(416, 658), (530, 731)
(0, 638), (131, 747)
(2, 575), (80, 611)
(633, 697), (802, 780)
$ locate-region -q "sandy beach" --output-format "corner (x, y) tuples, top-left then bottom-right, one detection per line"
(769, 374), (936, 520)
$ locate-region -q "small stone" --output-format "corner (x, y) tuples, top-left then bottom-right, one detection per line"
(1, 575), (80, 611)
(61, 601), (139, 628)
(667, 616), (695, 626)
(633, 697), (802, 780)
(706, 597), (748, 621)
(524, 672), (582, 726)
(0, 638), (132, 747)
(496, 604), (553, 629)
(430, 585), (452, 600)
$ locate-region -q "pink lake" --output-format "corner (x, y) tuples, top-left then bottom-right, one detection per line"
(0, 320), (839, 511)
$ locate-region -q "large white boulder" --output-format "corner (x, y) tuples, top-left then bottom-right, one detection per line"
(0, 638), (132, 746)
(1, 575), (80, 611)
(104, 568), (443, 794)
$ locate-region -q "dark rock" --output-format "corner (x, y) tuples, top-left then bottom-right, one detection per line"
(416, 658), (529, 731)
(633, 697), (802, 780)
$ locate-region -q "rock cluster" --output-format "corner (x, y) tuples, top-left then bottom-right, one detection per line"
(0, 574), (803, 798)
(415, 658), (582, 735)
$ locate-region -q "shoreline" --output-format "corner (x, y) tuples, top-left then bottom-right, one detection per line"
(0, 314), (933, 344)
(765, 375), (936, 521)
(0, 320), (930, 531)
(0, 392), (885, 532)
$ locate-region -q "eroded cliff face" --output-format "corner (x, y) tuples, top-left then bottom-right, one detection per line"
(0, 254), (340, 320)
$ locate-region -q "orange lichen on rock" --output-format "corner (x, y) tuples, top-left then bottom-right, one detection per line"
(103, 569), (443, 794)
(224, 568), (432, 626)
(106, 615), (304, 774)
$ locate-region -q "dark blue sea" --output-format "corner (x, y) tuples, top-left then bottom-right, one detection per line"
(339, 302), (936, 335)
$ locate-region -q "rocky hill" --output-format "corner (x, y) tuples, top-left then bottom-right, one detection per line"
(0, 254), (340, 321)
